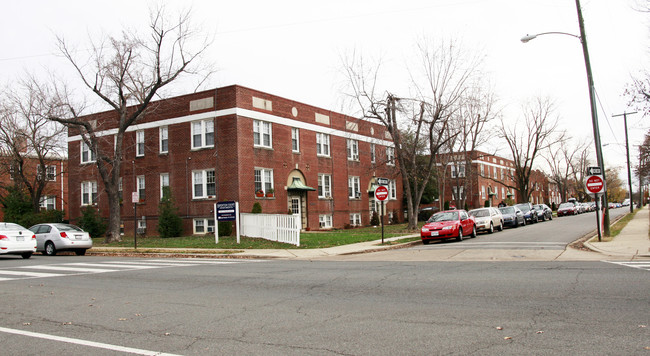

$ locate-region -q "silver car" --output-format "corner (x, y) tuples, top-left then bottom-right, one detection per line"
(468, 207), (504, 233)
(29, 223), (93, 256)
(0, 222), (36, 259)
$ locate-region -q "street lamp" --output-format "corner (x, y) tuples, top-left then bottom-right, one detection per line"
(521, 0), (610, 239)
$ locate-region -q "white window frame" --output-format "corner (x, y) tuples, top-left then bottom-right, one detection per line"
(40, 196), (55, 210)
(137, 220), (147, 234)
(81, 181), (97, 206)
(254, 168), (274, 194)
(318, 174), (332, 199)
(160, 173), (170, 198)
(193, 218), (215, 235)
(389, 180), (397, 200)
(80, 141), (96, 164)
(192, 169), (216, 199)
(347, 139), (359, 161)
(191, 119), (215, 150)
(319, 214), (333, 229)
(348, 176), (361, 199)
(316, 133), (330, 157)
(349, 213), (362, 227)
(451, 164), (457, 178)
(137, 175), (146, 201)
(458, 162), (466, 178)
(159, 126), (169, 154)
(386, 146), (395, 166)
(136, 130), (145, 157)
(253, 120), (272, 148)
(291, 127), (300, 152)
(370, 143), (376, 163)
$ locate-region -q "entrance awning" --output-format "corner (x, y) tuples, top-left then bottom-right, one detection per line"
(287, 177), (316, 191)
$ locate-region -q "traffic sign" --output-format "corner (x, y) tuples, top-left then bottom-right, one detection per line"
(587, 166), (602, 176)
(375, 186), (389, 201)
(585, 175), (605, 194)
(376, 177), (389, 186)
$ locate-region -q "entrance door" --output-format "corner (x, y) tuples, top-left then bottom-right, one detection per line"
(290, 195), (307, 229)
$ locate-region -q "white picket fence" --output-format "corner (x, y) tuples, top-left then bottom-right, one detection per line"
(240, 213), (301, 246)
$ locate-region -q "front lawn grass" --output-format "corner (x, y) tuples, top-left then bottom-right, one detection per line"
(93, 223), (422, 250)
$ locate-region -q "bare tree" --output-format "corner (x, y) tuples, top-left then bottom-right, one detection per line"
(43, 7), (213, 242)
(544, 137), (591, 202)
(342, 38), (481, 229)
(499, 97), (563, 202)
(0, 81), (67, 213)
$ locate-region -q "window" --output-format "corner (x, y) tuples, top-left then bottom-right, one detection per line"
(136, 130), (145, 157)
(452, 186), (464, 200)
(480, 164), (484, 176)
(191, 119), (215, 149)
(316, 133), (330, 157)
(40, 196), (55, 210)
(370, 143), (376, 163)
(137, 220), (147, 234)
(291, 128), (299, 152)
(118, 177), (123, 200)
(160, 126), (169, 153)
(319, 214), (333, 229)
(254, 168), (274, 194)
(81, 181), (97, 205)
(347, 139), (359, 160)
(501, 187), (505, 200)
(458, 163), (466, 178)
(160, 173), (170, 198)
(348, 176), (361, 199)
(318, 174), (332, 198)
(137, 176), (146, 201)
(481, 186), (486, 199)
(193, 218), (215, 234)
(37, 165), (56, 181)
(193, 169), (216, 199)
(389, 180), (397, 200)
(349, 213), (362, 227)
(253, 120), (272, 148)
(81, 141), (96, 163)
(386, 147), (395, 166)
(451, 164), (457, 178)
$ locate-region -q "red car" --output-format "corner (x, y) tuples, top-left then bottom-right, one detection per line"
(557, 202), (578, 216)
(421, 210), (476, 244)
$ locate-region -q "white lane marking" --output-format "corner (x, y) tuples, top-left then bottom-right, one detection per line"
(0, 277), (16, 281)
(603, 260), (650, 271)
(64, 263), (166, 269)
(0, 270), (66, 278)
(148, 259), (245, 264)
(18, 265), (118, 273)
(0, 326), (182, 356)
(104, 261), (200, 267)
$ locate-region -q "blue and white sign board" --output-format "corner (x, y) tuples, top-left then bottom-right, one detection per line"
(214, 201), (240, 244)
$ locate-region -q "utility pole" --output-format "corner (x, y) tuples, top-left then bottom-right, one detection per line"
(612, 111), (637, 214)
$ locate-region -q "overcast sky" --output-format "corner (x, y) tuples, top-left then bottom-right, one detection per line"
(2, 0), (648, 184)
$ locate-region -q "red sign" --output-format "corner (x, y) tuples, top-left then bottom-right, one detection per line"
(586, 175), (604, 194)
(375, 186), (389, 201)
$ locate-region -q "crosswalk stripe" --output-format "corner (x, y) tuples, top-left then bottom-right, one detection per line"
(102, 261), (198, 267)
(603, 261), (650, 271)
(147, 259), (244, 264)
(64, 263), (169, 269)
(19, 265), (118, 273)
(0, 270), (66, 278)
(0, 277), (17, 281)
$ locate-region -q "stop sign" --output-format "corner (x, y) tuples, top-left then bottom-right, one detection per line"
(585, 175), (605, 194)
(375, 185), (389, 201)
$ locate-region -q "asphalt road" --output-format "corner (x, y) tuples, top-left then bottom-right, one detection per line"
(0, 255), (648, 355)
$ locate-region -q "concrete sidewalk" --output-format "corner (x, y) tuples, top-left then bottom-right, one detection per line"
(91, 207), (650, 261)
(584, 205), (650, 259)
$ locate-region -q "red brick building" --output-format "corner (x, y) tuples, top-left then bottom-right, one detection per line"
(0, 155), (68, 221)
(67, 85), (402, 236)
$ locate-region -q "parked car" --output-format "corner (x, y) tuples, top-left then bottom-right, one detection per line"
(498, 206), (525, 228)
(0, 222), (36, 259)
(29, 223), (93, 256)
(515, 203), (538, 224)
(533, 204), (553, 221)
(468, 207), (504, 233)
(421, 210), (476, 244)
(557, 202), (578, 216)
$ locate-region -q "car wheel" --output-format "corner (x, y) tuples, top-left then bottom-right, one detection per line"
(422, 239), (430, 245)
(75, 249), (87, 256)
(21, 252), (32, 259)
(471, 225), (477, 238)
(44, 241), (57, 256)
(540, 215), (545, 222)
(522, 219), (526, 226)
(488, 223), (494, 234)
(456, 228), (464, 241)
(549, 214), (553, 220)
(498, 221), (504, 231)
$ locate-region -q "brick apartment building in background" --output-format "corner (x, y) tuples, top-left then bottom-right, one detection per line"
(67, 85), (403, 236)
(0, 155), (68, 221)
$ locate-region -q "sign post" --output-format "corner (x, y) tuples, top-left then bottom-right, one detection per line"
(585, 174), (605, 241)
(375, 185), (389, 244)
(131, 192), (139, 249)
(216, 201), (239, 244)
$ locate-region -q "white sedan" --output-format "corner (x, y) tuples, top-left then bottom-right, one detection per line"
(29, 223), (93, 256)
(0, 222), (37, 259)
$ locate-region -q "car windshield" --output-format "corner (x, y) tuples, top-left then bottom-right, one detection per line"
(429, 211), (458, 222)
(469, 209), (489, 218)
(54, 224), (83, 232)
(559, 203), (574, 208)
(516, 204), (530, 212)
(499, 207), (514, 214)
(0, 222), (25, 230)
